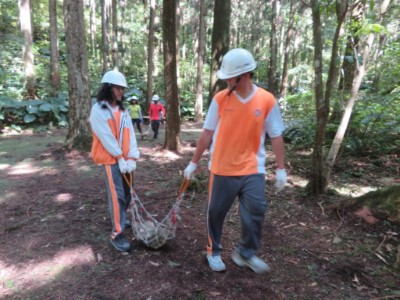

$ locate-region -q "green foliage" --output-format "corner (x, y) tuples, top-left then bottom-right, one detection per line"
(0, 93), (69, 128)
(283, 91), (316, 148)
(345, 89), (400, 154)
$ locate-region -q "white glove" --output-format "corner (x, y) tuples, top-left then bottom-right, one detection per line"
(127, 160), (136, 172)
(184, 162), (197, 180)
(275, 169), (287, 192)
(118, 158), (129, 173)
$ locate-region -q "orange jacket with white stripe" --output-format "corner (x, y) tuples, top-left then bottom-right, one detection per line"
(89, 101), (140, 165)
(205, 87), (284, 176)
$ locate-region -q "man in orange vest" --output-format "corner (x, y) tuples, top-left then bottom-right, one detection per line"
(183, 48), (287, 273)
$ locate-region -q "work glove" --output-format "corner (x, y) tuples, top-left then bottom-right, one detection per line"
(275, 169), (287, 192)
(184, 161), (197, 180)
(118, 158), (129, 173)
(127, 160), (136, 172)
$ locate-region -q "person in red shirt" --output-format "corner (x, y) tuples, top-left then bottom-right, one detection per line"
(148, 94), (166, 139)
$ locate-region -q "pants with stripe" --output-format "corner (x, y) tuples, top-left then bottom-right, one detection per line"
(102, 164), (131, 239)
(207, 173), (267, 259)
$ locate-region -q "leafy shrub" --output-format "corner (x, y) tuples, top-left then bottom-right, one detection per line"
(0, 93), (69, 128)
(345, 89), (400, 154)
(283, 118), (316, 148)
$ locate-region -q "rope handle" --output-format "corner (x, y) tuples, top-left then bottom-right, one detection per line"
(122, 173), (133, 187)
(178, 178), (190, 196)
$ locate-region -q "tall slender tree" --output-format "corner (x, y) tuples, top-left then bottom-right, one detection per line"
(120, 0), (127, 73)
(267, 0), (281, 96)
(324, 0), (391, 190)
(280, 0), (295, 98)
(339, 0), (366, 92)
(111, 0), (119, 68)
(307, 0), (349, 194)
(208, 0), (230, 105)
(88, 0), (97, 56)
(101, 0), (111, 74)
(162, 0), (181, 150)
(194, 0), (206, 122)
(146, 0), (156, 110)
(19, 0), (36, 99)
(308, 0), (326, 194)
(49, 0), (60, 97)
(63, 0), (91, 150)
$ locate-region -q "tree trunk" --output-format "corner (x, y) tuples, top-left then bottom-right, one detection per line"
(111, 0), (119, 69)
(120, 1), (126, 73)
(338, 0), (365, 92)
(89, 0), (97, 56)
(267, 0), (281, 96)
(208, 0), (230, 106)
(49, 0), (60, 97)
(19, 0), (36, 99)
(280, 0), (294, 99)
(194, 0), (206, 122)
(307, 0), (326, 195)
(63, 0), (92, 151)
(308, 0), (348, 194)
(101, 0), (111, 74)
(146, 0), (156, 112)
(162, 0), (181, 151)
(325, 0), (390, 188)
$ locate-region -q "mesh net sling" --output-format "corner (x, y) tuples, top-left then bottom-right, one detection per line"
(123, 174), (190, 249)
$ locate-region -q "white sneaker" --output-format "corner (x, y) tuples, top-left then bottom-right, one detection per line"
(207, 255), (226, 272)
(231, 251), (271, 274)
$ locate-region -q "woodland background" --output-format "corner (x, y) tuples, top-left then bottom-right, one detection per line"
(1, 0), (399, 195)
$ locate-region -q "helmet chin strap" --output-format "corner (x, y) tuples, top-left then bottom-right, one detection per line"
(228, 76), (241, 96)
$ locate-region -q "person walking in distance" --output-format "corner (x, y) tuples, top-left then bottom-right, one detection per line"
(148, 94), (165, 139)
(183, 48), (287, 273)
(89, 70), (140, 252)
(128, 95), (144, 139)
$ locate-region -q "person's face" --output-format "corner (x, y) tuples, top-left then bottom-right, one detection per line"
(225, 73), (249, 89)
(111, 85), (125, 101)
(225, 77), (238, 89)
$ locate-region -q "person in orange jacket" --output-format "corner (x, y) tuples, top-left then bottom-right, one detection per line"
(89, 70), (140, 253)
(148, 94), (165, 139)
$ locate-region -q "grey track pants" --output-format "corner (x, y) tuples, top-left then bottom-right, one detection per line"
(207, 173), (267, 259)
(102, 164), (131, 239)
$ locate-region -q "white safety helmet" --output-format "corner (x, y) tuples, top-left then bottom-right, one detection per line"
(129, 95), (139, 101)
(217, 48), (257, 80)
(101, 70), (128, 88)
(152, 95), (160, 101)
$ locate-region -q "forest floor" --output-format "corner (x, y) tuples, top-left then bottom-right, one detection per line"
(0, 122), (399, 300)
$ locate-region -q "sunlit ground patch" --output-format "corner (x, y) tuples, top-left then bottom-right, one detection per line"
(55, 193), (73, 203)
(0, 246), (96, 295)
(7, 162), (41, 175)
(0, 191), (16, 204)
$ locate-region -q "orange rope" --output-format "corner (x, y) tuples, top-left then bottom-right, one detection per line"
(178, 178), (190, 195)
(122, 173), (133, 187)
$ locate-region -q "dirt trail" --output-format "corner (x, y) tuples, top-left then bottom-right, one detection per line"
(0, 125), (399, 299)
